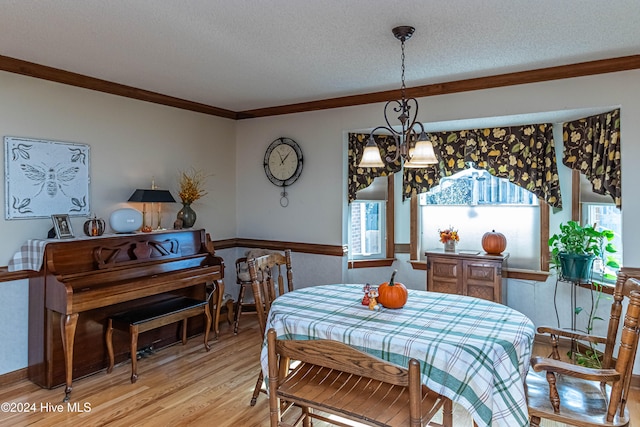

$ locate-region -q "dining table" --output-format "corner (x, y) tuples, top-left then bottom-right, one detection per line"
(260, 283), (535, 427)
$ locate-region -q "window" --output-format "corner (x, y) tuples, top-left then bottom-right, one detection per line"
(419, 167), (541, 270)
(349, 200), (385, 259)
(348, 175), (394, 265)
(421, 167), (539, 206)
(583, 203), (622, 282)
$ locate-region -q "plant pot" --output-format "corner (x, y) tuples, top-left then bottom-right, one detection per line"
(559, 253), (595, 283)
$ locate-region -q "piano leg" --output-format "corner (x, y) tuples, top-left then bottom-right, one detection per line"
(203, 301), (212, 351)
(60, 313), (78, 402)
(130, 325), (139, 383)
(211, 279), (225, 339)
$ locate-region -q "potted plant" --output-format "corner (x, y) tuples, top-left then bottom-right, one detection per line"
(548, 220), (617, 283)
(548, 220), (619, 367)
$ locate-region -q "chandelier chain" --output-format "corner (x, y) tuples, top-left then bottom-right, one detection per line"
(400, 39), (407, 102)
(357, 25), (437, 168)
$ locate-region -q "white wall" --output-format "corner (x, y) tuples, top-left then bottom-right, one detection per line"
(0, 71), (237, 374)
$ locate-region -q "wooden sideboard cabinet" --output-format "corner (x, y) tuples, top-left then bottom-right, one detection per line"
(425, 250), (509, 303)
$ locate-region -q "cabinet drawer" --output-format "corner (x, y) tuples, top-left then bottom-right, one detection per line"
(464, 263), (496, 283)
(431, 260), (457, 279)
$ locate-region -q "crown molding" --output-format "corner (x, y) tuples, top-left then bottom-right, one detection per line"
(1, 54), (639, 120)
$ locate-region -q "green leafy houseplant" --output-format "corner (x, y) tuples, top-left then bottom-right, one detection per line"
(548, 220), (619, 368)
(549, 220), (617, 281)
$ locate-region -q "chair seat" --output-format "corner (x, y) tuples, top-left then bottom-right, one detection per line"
(526, 370), (629, 427)
(237, 271), (252, 283)
(278, 362), (443, 427)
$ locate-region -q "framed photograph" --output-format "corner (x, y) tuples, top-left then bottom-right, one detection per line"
(51, 214), (74, 239)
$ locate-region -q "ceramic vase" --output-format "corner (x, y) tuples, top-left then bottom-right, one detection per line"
(177, 203), (197, 228)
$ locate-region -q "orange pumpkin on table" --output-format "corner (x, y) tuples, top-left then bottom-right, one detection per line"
(378, 270), (408, 309)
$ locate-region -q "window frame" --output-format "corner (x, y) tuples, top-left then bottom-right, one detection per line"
(349, 200), (386, 260)
(409, 184), (550, 282)
(348, 174), (395, 269)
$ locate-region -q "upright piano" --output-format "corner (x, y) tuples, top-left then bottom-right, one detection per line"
(27, 228), (224, 401)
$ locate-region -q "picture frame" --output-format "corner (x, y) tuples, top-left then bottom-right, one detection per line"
(4, 136), (90, 219)
(51, 214), (74, 239)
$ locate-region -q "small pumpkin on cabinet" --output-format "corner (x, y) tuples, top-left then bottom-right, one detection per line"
(482, 230), (507, 255)
(377, 270), (408, 309)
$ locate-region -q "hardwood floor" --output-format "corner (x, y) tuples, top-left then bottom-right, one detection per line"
(1, 316), (638, 426)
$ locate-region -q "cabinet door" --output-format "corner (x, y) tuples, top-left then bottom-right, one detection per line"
(428, 257), (461, 295)
(462, 261), (501, 302)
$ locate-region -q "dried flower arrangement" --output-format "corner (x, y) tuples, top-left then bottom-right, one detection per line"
(439, 227), (459, 243)
(178, 168), (208, 204)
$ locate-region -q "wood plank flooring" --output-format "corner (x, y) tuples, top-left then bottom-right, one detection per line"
(0, 315), (637, 426)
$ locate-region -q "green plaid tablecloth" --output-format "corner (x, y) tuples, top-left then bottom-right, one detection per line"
(260, 284), (535, 427)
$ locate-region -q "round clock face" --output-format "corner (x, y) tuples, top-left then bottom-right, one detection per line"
(264, 137), (303, 187)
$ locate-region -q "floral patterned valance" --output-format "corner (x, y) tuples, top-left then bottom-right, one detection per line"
(348, 133), (401, 202)
(562, 109), (621, 209)
(403, 124), (562, 208)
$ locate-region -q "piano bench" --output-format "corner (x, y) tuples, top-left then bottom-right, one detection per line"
(105, 296), (212, 383)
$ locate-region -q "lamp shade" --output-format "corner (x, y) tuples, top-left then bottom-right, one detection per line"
(358, 137), (385, 168)
(404, 139), (438, 168)
(128, 189), (176, 203)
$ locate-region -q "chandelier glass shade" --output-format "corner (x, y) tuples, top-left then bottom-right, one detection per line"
(358, 26), (438, 169)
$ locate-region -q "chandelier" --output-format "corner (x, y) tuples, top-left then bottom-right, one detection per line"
(359, 26), (438, 168)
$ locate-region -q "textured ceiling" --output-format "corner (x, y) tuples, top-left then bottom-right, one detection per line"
(1, 1), (639, 112)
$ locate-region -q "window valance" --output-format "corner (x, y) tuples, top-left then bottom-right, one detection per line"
(348, 133), (401, 202)
(350, 111), (621, 211)
(403, 124), (562, 207)
(562, 108), (621, 209)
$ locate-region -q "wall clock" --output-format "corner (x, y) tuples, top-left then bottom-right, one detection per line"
(264, 137), (304, 207)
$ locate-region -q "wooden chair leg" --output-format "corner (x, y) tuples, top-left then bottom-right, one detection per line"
(234, 284), (246, 335)
(302, 407), (312, 427)
(129, 325), (139, 383)
(106, 318), (114, 373)
(250, 370), (264, 406)
(225, 299), (234, 325)
(442, 398), (453, 427)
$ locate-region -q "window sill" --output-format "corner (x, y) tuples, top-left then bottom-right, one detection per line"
(348, 258), (395, 269)
(409, 260), (427, 270)
(504, 269), (550, 281)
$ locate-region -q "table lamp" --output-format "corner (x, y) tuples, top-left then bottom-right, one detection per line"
(128, 183), (176, 230)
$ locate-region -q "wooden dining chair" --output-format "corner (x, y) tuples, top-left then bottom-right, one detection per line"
(526, 277), (640, 427)
(248, 249), (293, 406)
(266, 328), (449, 427)
(233, 256), (253, 335)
